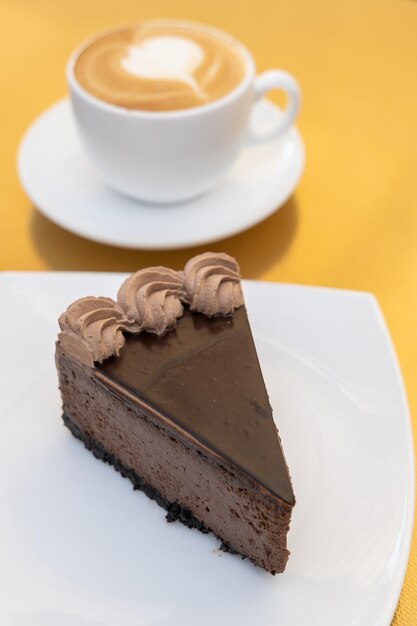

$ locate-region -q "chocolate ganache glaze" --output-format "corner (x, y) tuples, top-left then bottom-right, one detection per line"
(58, 252), (294, 505)
(99, 307), (294, 503)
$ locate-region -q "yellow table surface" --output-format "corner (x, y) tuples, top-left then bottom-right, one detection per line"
(1, 0), (416, 621)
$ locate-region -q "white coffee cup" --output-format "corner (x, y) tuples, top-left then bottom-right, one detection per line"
(67, 21), (300, 204)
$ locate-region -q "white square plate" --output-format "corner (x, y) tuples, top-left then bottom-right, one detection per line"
(0, 273), (413, 626)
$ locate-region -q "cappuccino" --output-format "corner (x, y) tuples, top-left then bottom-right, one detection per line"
(74, 21), (247, 112)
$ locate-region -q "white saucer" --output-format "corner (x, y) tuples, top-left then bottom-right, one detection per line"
(17, 99), (304, 250)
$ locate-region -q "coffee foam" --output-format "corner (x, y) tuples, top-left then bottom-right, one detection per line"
(73, 23), (246, 112)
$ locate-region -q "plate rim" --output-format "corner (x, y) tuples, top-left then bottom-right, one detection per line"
(16, 98), (305, 250)
(364, 292), (415, 625)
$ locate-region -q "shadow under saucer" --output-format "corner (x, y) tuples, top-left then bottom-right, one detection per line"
(30, 194), (299, 278)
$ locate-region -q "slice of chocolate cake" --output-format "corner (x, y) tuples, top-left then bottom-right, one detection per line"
(56, 253), (295, 573)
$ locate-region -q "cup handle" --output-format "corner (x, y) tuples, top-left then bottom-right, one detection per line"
(248, 70), (300, 144)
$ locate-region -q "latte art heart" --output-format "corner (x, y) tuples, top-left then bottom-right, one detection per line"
(74, 22), (246, 111)
(121, 36), (206, 100)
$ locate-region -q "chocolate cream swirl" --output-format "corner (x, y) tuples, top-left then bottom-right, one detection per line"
(183, 252), (244, 316)
(58, 254), (244, 365)
(117, 267), (185, 336)
(58, 296), (139, 365)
